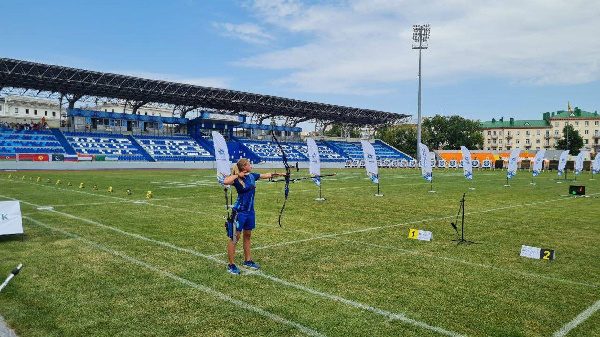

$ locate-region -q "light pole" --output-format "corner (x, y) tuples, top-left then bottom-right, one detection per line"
(412, 24), (430, 160)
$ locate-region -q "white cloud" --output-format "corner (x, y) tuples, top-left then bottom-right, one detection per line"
(232, 0), (600, 94)
(213, 22), (275, 44)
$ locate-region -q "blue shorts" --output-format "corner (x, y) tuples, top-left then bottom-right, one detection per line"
(235, 211), (255, 231)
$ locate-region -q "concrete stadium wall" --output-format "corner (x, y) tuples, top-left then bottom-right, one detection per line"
(1, 161), (345, 171)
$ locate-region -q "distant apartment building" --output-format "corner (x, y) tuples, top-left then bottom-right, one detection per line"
(0, 95), (62, 127)
(481, 109), (600, 153)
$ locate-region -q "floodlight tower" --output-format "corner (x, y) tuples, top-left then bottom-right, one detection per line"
(412, 24), (430, 160)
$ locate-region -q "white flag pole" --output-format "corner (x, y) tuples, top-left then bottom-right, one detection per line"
(307, 138), (326, 201)
(461, 146), (475, 190)
(361, 140), (383, 196)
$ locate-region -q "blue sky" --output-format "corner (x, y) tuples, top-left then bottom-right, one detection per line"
(3, 0), (599, 126)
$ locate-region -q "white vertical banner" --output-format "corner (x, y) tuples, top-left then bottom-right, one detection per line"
(0, 201), (24, 236)
(307, 138), (321, 187)
(557, 150), (569, 176)
(532, 149), (546, 177)
(506, 148), (521, 179)
(574, 152), (585, 175)
(361, 140), (379, 184)
(211, 131), (231, 187)
(419, 143), (433, 182)
(593, 155), (600, 174)
(460, 146), (473, 180)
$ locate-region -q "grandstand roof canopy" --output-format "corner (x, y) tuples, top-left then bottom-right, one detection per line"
(0, 58), (409, 126)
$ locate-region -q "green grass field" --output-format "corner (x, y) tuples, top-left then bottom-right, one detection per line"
(0, 167), (598, 337)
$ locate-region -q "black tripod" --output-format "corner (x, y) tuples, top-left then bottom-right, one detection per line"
(451, 193), (479, 245)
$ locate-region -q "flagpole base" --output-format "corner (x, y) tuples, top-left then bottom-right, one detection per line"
(314, 198), (326, 201)
(556, 181), (562, 184)
(590, 179), (596, 181)
(503, 184), (511, 187)
(374, 194), (384, 197)
(428, 190), (436, 193)
(529, 183), (536, 185)
(469, 187), (476, 190)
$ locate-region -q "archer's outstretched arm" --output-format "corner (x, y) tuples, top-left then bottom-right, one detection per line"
(259, 172), (289, 180)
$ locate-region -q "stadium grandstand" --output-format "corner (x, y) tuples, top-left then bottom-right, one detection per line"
(0, 57), (413, 169)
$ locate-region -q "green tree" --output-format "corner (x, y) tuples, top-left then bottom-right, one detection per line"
(324, 124), (342, 137)
(556, 124), (583, 155)
(324, 124), (360, 138)
(422, 115), (484, 150)
(375, 124), (424, 158)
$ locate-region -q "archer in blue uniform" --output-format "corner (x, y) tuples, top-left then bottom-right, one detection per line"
(221, 158), (286, 275)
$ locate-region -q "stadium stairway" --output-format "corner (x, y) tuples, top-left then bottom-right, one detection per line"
(192, 135), (216, 156)
(125, 135), (155, 162)
(323, 141), (348, 159)
(229, 136), (262, 164)
(374, 139), (414, 161)
(50, 128), (77, 155)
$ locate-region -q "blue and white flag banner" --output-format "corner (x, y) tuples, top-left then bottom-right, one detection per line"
(574, 152), (584, 175)
(361, 140), (379, 184)
(507, 148), (521, 179)
(593, 155), (600, 174)
(307, 138), (321, 187)
(532, 149), (546, 177)
(460, 146), (473, 180)
(419, 143), (433, 182)
(211, 131), (231, 188)
(557, 150), (569, 176)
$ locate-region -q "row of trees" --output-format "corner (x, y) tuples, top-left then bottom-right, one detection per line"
(376, 115), (484, 158)
(323, 114), (584, 158)
(374, 115), (583, 158)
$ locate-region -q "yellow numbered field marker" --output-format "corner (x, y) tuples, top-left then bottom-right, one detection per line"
(408, 229), (419, 239)
(79, 182), (85, 189)
(107, 186), (113, 193)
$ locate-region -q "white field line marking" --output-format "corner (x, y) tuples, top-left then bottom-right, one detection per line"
(211, 197), (599, 289)
(552, 299), (600, 337)
(16, 202), (463, 337)
(347, 239), (597, 289)
(50, 196), (201, 207)
(246, 195), (598, 251)
(51, 201), (128, 207)
(3, 181), (590, 288)
(0, 179), (223, 218)
(24, 217), (326, 337)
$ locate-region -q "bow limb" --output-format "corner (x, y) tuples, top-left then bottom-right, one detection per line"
(271, 128), (290, 227)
